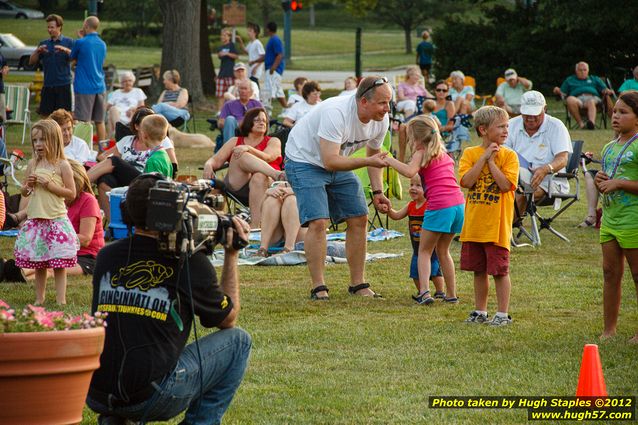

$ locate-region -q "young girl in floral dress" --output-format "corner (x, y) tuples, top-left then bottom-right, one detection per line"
(15, 120), (78, 305)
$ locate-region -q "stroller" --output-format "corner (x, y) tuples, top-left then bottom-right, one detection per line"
(445, 113), (472, 160)
(0, 120), (26, 228)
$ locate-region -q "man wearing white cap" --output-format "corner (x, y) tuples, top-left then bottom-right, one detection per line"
(495, 68), (533, 116)
(504, 90), (572, 215)
(224, 62), (259, 102)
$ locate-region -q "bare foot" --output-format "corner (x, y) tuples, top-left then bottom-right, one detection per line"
(599, 332), (615, 340)
(629, 335), (638, 344)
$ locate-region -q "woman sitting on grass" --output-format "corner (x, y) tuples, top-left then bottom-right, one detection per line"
(256, 182), (306, 256)
(202, 107), (285, 228)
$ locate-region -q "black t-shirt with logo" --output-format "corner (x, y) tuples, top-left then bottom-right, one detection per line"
(89, 235), (233, 403)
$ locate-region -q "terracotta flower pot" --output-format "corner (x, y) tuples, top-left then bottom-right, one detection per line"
(0, 327), (105, 425)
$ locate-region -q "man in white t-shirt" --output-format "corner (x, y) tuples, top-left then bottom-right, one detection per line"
(237, 22), (265, 88)
(285, 76), (392, 300)
(504, 90), (572, 217)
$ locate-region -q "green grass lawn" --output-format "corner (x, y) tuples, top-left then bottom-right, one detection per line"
(0, 90), (636, 424)
(2, 19), (418, 72)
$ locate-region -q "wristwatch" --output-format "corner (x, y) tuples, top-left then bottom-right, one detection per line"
(372, 190), (383, 196)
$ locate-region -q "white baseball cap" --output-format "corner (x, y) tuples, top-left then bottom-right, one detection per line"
(504, 68), (517, 80)
(520, 90), (546, 116)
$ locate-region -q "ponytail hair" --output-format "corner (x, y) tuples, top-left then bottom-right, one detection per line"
(406, 115), (446, 168)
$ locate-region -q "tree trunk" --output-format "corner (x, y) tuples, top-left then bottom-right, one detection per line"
(157, 0), (205, 103)
(404, 26), (412, 54)
(199, 0), (215, 96)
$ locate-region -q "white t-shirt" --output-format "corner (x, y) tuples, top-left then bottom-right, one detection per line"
(286, 93), (303, 107)
(286, 95), (389, 168)
(64, 135), (92, 164)
(246, 39), (265, 80)
(505, 113), (572, 193)
(225, 80), (260, 100)
(339, 89), (357, 97)
(116, 135), (174, 170)
(108, 88), (147, 124)
(282, 99), (316, 123)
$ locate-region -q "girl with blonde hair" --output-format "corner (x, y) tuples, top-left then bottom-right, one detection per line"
(384, 115), (465, 305)
(14, 120), (78, 304)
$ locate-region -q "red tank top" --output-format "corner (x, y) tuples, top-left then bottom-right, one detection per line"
(235, 136), (282, 171)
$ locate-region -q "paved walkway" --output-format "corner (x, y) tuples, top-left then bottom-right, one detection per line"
(280, 69), (406, 90)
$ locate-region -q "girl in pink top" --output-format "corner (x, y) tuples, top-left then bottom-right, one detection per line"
(384, 115), (465, 305)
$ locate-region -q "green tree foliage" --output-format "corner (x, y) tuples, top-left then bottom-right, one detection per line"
(374, 0), (438, 53)
(433, 0), (638, 94)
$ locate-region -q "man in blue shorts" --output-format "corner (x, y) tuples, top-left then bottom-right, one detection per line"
(285, 76), (392, 300)
(29, 14), (74, 116)
(69, 16), (107, 141)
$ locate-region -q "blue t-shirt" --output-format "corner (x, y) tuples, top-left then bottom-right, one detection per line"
(0, 52), (6, 93)
(416, 41), (434, 66)
(37, 35), (74, 87)
(70, 33), (107, 94)
(265, 34), (285, 75)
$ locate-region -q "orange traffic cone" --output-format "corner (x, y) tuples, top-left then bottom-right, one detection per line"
(576, 344), (607, 397)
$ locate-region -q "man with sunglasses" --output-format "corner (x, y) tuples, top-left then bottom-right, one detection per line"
(285, 76), (392, 300)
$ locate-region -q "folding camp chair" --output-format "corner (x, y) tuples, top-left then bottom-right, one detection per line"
(168, 94), (196, 133)
(513, 140), (584, 246)
(352, 131), (403, 231)
(562, 79), (614, 130)
(73, 121), (97, 158)
(4, 84), (31, 144)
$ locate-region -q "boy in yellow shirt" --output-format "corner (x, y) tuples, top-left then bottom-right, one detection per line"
(458, 106), (519, 326)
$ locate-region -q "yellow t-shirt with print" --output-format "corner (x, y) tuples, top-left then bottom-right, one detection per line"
(459, 145), (519, 250)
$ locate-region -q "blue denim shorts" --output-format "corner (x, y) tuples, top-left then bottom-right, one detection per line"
(285, 159), (368, 226)
(423, 204), (465, 233)
(409, 251), (442, 280)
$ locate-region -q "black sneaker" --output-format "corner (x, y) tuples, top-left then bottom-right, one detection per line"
(464, 310), (488, 324)
(586, 120), (595, 130)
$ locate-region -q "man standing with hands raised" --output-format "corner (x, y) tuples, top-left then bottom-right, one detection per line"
(285, 76), (392, 300)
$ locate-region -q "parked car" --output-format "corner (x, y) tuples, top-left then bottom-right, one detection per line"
(0, 33), (38, 70)
(0, 1), (44, 19)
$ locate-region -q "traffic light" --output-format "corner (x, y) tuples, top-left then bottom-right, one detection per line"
(282, 0), (302, 11)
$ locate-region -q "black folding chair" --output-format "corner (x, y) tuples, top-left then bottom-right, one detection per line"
(513, 140), (584, 246)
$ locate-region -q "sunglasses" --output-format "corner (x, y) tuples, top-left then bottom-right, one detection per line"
(435, 88), (448, 92)
(359, 77), (388, 97)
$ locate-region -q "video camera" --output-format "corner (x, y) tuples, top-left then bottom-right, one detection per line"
(145, 179), (250, 257)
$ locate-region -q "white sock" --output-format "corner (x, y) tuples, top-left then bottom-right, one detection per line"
(475, 310), (488, 316)
(495, 311), (509, 318)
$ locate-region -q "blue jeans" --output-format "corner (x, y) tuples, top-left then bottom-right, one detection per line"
(152, 102), (190, 122)
(87, 328), (251, 424)
(285, 158), (368, 226)
(222, 115), (238, 143)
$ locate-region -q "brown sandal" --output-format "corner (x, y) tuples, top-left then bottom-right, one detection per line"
(256, 247), (269, 257)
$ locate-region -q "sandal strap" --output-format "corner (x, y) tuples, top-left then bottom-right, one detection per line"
(348, 283), (371, 294)
(311, 285), (329, 295)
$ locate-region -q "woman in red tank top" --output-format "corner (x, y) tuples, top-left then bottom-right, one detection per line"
(202, 107), (285, 228)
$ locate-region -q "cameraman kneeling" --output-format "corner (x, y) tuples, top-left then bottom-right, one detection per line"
(87, 174), (252, 425)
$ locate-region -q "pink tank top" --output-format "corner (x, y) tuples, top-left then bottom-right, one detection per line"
(418, 154), (465, 211)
